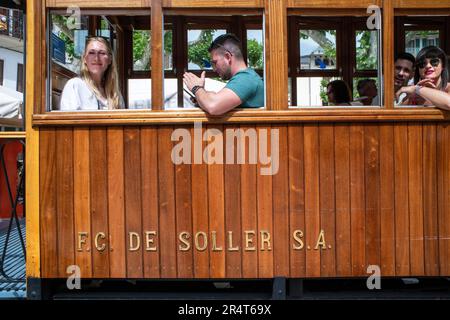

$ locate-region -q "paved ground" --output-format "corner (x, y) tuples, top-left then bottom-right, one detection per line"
(0, 219), (26, 299)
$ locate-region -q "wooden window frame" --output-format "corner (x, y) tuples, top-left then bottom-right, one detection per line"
(29, 1), (449, 126)
(0, 59), (4, 86)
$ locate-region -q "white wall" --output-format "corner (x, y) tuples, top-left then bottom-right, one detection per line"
(0, 47), (23, 91)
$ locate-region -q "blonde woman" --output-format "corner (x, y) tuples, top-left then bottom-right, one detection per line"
(60, 36), (124, 110)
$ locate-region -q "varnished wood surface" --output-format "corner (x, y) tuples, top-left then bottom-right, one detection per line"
(38, 122), (450, 278)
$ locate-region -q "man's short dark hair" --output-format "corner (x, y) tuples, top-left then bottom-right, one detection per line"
(395, 52), (415, 65)
(357, 78), (376, 92)
(208, 33), (243, 60)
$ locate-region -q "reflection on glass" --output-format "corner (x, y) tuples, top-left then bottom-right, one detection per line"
(99, 17), (110, 39)
(163, 29), (173, 70)
(247, 29), (263, 69)
(51, 14), (89, 73)
(356, 30), (378, 70)
(353, 77), (380, 106)
(133, 30), (151, 71)
(188, 29), (226, 70)
(128, 79), (151, 109)
(299, 30), (336, 70)
(405, 30), (439, 56)
(296, 77), (340, 106)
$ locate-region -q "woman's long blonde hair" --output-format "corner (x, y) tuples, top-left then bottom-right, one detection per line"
(80, 36), (121, 109)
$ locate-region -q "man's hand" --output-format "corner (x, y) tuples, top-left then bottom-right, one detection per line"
(183, 71), (206, 91)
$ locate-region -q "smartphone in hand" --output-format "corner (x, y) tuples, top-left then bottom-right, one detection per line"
(183, 88), (198, 106)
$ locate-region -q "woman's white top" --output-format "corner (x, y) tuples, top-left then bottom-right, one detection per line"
(60, 77), (124, 111)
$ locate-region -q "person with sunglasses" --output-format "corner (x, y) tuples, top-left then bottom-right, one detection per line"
(183, 33), (264, 115)
(60, 36), (124, 110)
(396, 46), (450, 110)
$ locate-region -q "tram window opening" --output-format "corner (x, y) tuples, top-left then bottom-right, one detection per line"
(164, 15), (264, 110)
(289, 16), (381, 108)
(48, 10), (151, 111)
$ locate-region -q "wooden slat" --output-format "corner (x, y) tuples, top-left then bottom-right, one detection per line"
(334, 124), (351, 276)
(107, 127), (126, 278)
(379, 124), (395, 276)
(288, 0), (382, 7)
(158, 127), (177, 277)
(257, 126), (273, 278)
(206, 125), (226, 278)
(318, 125), (336, 277)
(240, 125), (258, 278)
(264, 0), (288, 110)
(124, 128), (143, 278)
(408, 123), (424, 276)
(175, 125), (194, 278)
(394, 124), (410, 276)
(304, 124), (320, 277)
(364, 125), (380, 269)
(423, 124), (439, 276)
(224, 126), (242, 278)
(39, 129), (57, 278)
(163, 0), (264, 7)
(191, 126), (210, 278)
(272, 125), (289, 276)
(151, 0), (163, 110)
(73, 128), (92, 278)
(288, 125), (305, 277)
(350, 124), (365, 276)
(141, 127), (160, 277)
(89, 128), (110, 278)
(383, 0), (394, 109)
(56, 129), (75, 277)
(437, 124), (450, 275)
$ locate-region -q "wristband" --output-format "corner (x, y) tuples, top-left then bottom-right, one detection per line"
(415, 85), (422, 96)
(191, 85), (204, 95)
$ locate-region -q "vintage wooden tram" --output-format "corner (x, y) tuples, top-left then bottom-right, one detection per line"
(21, 0), (450, 298)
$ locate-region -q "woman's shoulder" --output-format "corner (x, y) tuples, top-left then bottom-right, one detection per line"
(65, 77), (86, 88)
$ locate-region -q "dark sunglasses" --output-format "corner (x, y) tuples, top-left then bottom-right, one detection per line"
(416, 57), (441, 69)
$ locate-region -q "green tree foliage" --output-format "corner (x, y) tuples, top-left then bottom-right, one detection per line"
(247, 38), (263, 69)
(356, 30), (377, 70)
(188, 30), (215, 68)
(133, 30), (151, 70)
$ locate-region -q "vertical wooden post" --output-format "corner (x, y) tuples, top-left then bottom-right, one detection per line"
(383, 0), (394, 108)
(151, 0), (164, 109)
(26, 0), (41, 279)
(264, 0), (288, 110)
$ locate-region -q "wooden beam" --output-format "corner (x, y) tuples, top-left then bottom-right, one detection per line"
(151, 0), (164, 109)
(26, 0), (41, 279)
(393, 0), (450, 8)
(383, 0), (394, 109)
(288, 0), (382, 8)
(48, 0), (146, 7)
(265, 0), (288, 110)
(162, 0), (264, 7)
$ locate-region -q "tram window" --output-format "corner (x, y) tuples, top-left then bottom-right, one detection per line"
(164, 15), (264, 110)
(289, 17), (381, 107)
(48, 10), (151, 111)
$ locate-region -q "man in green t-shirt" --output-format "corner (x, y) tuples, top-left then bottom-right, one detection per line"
(183, 33), (264, 115)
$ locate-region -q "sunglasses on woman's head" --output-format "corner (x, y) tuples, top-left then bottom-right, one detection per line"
(416, 57), (441, 69)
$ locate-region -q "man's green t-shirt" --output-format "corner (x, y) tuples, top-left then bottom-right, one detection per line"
(225, 68), (264, 108)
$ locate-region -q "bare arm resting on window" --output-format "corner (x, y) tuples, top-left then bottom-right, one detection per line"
(183, 71), (242, 116)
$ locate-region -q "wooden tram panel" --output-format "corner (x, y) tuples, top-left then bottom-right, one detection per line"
(26, 0), (450, 281)
(38, 123), (450, 279)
